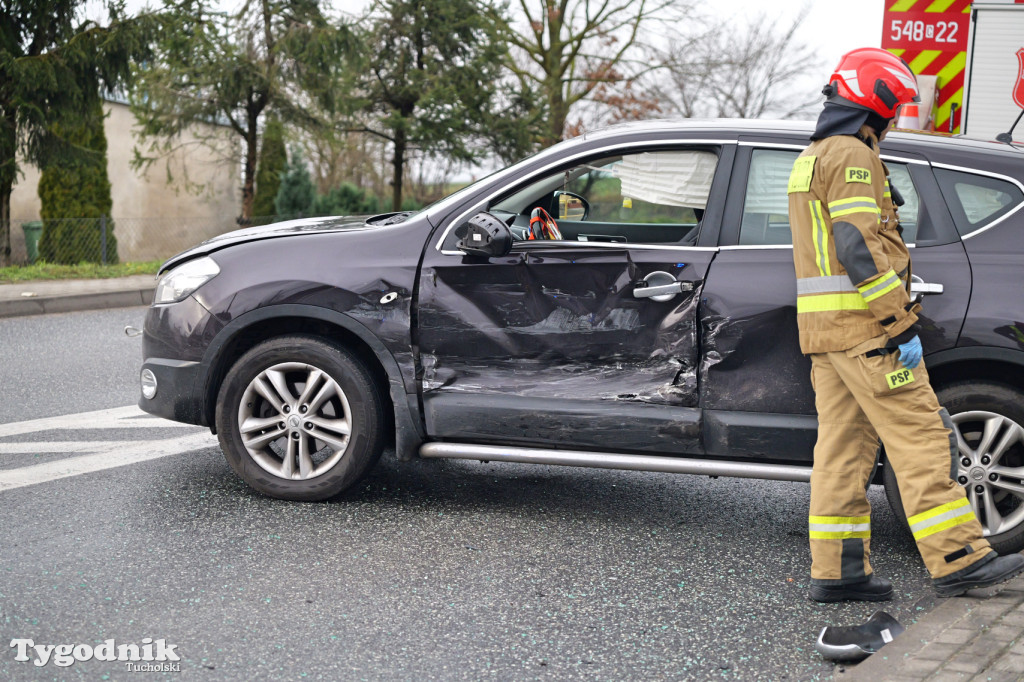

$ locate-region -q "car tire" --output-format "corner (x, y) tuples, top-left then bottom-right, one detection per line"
(215, 335), (386, 501)
(883, 381), (1024, 555)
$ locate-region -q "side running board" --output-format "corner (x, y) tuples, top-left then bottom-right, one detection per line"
(419, 442), (811, 483)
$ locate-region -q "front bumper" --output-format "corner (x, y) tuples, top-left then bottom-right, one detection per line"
(138, 358), (206, 425)
(138, 294), (223, 426)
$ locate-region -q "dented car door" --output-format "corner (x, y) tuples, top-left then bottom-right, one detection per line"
(415, 142), (735, 455)
(416, 242), (715, 454)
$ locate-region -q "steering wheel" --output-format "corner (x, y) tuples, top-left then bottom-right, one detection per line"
(529, 207), (562, 240)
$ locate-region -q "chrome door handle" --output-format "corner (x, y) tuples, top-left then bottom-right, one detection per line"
(910, 274), (944, 296)
(634, 282), (693, 298)
(633, 271), (695, 302)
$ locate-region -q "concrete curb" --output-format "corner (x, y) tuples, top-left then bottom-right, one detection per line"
(0, 275), (156, 318)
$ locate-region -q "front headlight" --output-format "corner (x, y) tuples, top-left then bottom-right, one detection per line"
(154, 256), (221, 304)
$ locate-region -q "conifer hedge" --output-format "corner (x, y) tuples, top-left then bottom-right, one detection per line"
(253, 116), (286, 218)
(37, 99), (117, 264)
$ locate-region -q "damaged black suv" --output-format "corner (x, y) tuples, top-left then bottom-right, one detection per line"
(140, 120), (1024, 553)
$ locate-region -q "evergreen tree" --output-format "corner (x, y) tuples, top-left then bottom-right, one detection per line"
(0, 1), (154, 265)
(275, 148), (315, 218)
(313, 182), (378, 216)
(37, 98), (117, 264)
(357, 0), (508, 210)
(253, 115), (287, 218)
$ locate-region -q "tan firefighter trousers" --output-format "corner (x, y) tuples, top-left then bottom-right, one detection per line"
(808, 348), (992, 583)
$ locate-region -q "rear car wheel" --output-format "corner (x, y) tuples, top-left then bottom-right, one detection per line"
(215, 335), (385, 501)
(884, 381), (1024, 555)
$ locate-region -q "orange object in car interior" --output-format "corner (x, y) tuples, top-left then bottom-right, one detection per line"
(529, 207), (562, 240)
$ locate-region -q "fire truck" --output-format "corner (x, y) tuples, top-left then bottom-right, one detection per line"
(883, 0), (1024, 141)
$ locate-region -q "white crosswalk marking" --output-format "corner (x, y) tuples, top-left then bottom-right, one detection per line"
(0, 406), (173, 438)
(0, 441), (128, 454)
(0, 406), (217, 491)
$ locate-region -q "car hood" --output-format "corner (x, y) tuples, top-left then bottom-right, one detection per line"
(159, 215), (384, 273)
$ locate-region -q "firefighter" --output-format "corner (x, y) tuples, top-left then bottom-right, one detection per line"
(788, 47), (1024, 601)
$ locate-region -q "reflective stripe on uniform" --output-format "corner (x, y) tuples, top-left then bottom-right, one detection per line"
(809, 515), (871, 539)
(827, 196), (880, 219)
(857, 269), (902, 303)
(797, 293), (870, 314)
(908, 498), (976, 541)
(796, 275), (858, 295)
(810, 200), (831, 277)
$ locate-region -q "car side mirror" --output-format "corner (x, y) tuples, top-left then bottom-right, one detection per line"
(456, 212), (513, 257)
(552, 191), (589, 221)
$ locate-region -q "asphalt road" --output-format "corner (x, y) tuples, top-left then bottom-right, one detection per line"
(0, 307), (941, 680)
(0, 306), (148, 423)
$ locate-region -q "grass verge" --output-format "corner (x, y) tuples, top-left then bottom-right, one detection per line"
(0, 260), (162, 284)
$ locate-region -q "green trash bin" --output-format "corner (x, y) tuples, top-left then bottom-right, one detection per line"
(22, 221), (43, 264)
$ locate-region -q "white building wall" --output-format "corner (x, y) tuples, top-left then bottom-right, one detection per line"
(9, 100), (240, 263)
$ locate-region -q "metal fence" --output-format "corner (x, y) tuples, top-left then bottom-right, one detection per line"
(7, 215), (290, 265)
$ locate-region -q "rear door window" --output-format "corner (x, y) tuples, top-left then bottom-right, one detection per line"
(934, 168), (1024, 237)
(738, 149), (923, 245)
(738, 150), (795, 245)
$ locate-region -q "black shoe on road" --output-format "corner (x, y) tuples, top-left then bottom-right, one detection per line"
(810, 575), (894, 603)
(933, 553), (1024, 597)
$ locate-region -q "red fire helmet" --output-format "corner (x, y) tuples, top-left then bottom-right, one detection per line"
(827, 47), (921, 119)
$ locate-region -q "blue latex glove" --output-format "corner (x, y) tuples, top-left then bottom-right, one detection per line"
(897, 335), (922, 369)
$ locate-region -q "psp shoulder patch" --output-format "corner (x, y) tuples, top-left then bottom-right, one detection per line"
(845, 167), (871, 184)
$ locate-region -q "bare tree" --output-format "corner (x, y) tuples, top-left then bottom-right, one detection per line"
(657, 9), (823, 120)
(501, 0), (681, 148)
(302, 128), (385, 197)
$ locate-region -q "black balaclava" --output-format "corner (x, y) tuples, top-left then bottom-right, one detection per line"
(864, 111), (893, 138)
(811, 100), (895, 142)
(810, 102), (870, 141)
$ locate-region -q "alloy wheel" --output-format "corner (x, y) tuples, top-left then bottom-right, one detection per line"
(953, 410), (1024, 537)
(237, 362), (353, 480)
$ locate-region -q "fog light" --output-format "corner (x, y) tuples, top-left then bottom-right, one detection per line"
(141, 368), (158, 399)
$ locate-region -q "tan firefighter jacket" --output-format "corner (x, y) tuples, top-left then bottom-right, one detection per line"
(788, 127), (920, 354)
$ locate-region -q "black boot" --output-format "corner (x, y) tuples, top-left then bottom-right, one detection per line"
(810, 575), (894, 603)
(933, 553), (1024, 597)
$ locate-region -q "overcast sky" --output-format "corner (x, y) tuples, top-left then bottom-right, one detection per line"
(716, 0), (885, 72)
(704, 0), (885, 118)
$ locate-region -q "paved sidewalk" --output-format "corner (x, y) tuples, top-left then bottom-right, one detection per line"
(0, 274), (157, 317)
(838, 572), (1024, 681)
